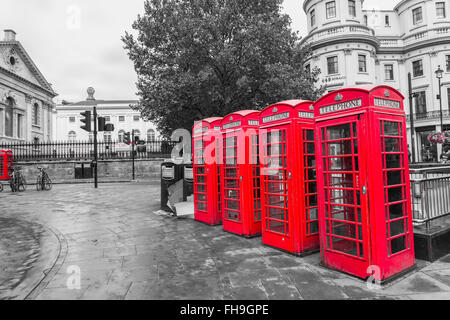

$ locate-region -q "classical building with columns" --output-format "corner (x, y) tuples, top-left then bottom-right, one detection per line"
(0, 29), (57, 143)
(302, 0), (450, 162)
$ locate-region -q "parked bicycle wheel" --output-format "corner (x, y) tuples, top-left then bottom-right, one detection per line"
(36, 174), (43, 191)
(44, 176), (52, 191)
(18, 175), (26, 192)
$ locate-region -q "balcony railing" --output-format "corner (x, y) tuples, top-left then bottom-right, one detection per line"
(302, 24), (376, 45)
(403, 26), (450, 46)
(406, 110), (450, 122)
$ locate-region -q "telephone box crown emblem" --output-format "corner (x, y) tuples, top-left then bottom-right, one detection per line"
(229, 116), (233, 121)
(385, 90), (390, 98)
(273, 107), (278, 113)
(335, 94), (343, 102)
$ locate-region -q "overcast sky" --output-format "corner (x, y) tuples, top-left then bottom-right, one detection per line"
(0, 0), (399, 103)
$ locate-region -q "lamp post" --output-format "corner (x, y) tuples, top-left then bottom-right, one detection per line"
(86, 87), (98, 189)
(436, 65), (444, 131)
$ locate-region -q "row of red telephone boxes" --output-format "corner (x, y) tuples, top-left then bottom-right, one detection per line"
(193, 85), (415, 282)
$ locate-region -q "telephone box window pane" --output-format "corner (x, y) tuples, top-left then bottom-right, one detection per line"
(268, 195), (286, 206)
(385, 138), (402, 152)
(269, 220), (285, 234)
(387, 187), (404, 203)
(330, 206), (356, 222)
(310, 221), (319, 234)
(385, 154), (402, 169)
(387, 171), (403, 186)
(388, 203), (405, 220)
(196, 167), (205, 175)
(328, 140), (353, 155)
(197, 185), (206, 193)
(306, 143), (315, 154)
(390, 219), (406, 237)
(391, 236), (406, 254)
(329, 173), (353, 188)
(328, 157), (354, 171)
(327, 124), (351, 140)
(384, 122), (400, 136)
(332, 222), (357, 239)
(332, 238), (358, 256)
(305, 130), (315, 141)
(309, 208), (318, 220)
(196, 194), (206, 202)
(309, 195), (318, 206)
(197, 176), (205, 184)
(226, 179), (238, 189)
(226, 190), (239, 200)
(330, 190), (355, 205)
(198, 203), (206, 211)
(307, 156), (316, 167)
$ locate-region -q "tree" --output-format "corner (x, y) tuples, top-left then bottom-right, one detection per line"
(123, 0), (323, 137)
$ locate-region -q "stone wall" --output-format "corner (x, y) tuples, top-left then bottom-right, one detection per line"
(14, 159), (166, 184)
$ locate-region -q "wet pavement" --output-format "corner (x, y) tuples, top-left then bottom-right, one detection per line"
(0, 182), (450, 300)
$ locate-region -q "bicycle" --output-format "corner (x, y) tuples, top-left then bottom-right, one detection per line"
(9, 167), (27, 192)
(36, 167), (52, 191)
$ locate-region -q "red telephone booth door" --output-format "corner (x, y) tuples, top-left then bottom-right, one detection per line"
(261, 126), (293, 252)
(223, 132), (242, 230)
(317, 115), (372, 278)
(193, 137), (209, 222)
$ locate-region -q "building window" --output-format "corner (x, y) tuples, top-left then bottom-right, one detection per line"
(412, 60), (423, 77)
(437, 2), (446, 18)
(147, 129), (156, 141)
(118, 130), (125, 143)
(358, 55), (367, 73)
(33, 103), (40, 126)
(119, 116), (125, 122)
(305, 64), (311, 74)
(69, 117), (76, 123)
(327, 56), (339, 75)
(133, 130), (141, 141)
(310, 9), (316, 26)
(384, 64), (394, 80)
(5, 97), (14, 137)
(364, 15), (368, 26)
(105, 116), (110, 122)
(414, 91), (427, 115)
(385, 15), (390, 26)
(326, 1), (336, 19)
(349, 0), (356, 17)
(448, 88), (450, 111)
(412, 7), (423, 25)
(104, 132), (112, 143)
(17, 114), (23, 139)
(68, 131), (77, 141)
(133, 115), (140, 121)
(446, 55), (450, 72)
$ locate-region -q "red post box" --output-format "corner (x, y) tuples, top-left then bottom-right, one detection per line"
(314, 85), (415, 281)
(193, 117), (223, 225)
(0, 150), (13, 180)
(221, 110), (261, 237)
(258, 100), (319, 255)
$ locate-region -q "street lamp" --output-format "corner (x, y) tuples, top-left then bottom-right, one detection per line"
(436, 66), (444, 162)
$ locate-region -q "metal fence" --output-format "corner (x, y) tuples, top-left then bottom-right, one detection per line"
(410, 166), (450, 229)
(0, 140), (175, 162)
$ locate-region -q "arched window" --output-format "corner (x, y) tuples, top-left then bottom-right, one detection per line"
(68, 131), (77, 141)
(33, 103), (40, 126)
(118, 130), (125, 143)
(147, 129), (156, 141)
(5, 97), (14, 137)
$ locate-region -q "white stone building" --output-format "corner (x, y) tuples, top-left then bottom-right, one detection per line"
(302, 0), (450, 162)
(0, 30), (57, 143)
(55, 98), (160, 143)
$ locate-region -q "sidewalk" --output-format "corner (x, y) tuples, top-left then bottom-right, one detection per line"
(0, 183), (449, 300)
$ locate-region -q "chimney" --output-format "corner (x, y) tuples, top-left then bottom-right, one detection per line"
(4, 29), (16, 41)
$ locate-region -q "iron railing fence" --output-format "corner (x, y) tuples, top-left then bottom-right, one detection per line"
(0, 139), (175, 162)
(410, 166), (450, 230)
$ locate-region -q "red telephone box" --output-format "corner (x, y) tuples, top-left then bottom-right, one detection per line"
(221, 110), (261, 237)
(193, 117), (223, 225)
(259, 100), (319, 255)
(314, 85), (415, 281)
(0, 150), (13, 180)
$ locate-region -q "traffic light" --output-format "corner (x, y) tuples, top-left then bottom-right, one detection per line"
(98, 117), (106, 131)
(123, 132), (131, 145)
(80, 111), (91, 132)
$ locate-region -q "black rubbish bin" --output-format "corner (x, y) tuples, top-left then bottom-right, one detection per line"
(160, 161), (183, 211)
(183, 163), (194, 201)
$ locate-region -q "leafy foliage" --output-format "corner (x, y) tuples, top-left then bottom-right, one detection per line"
(123, 0), (323, 137)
